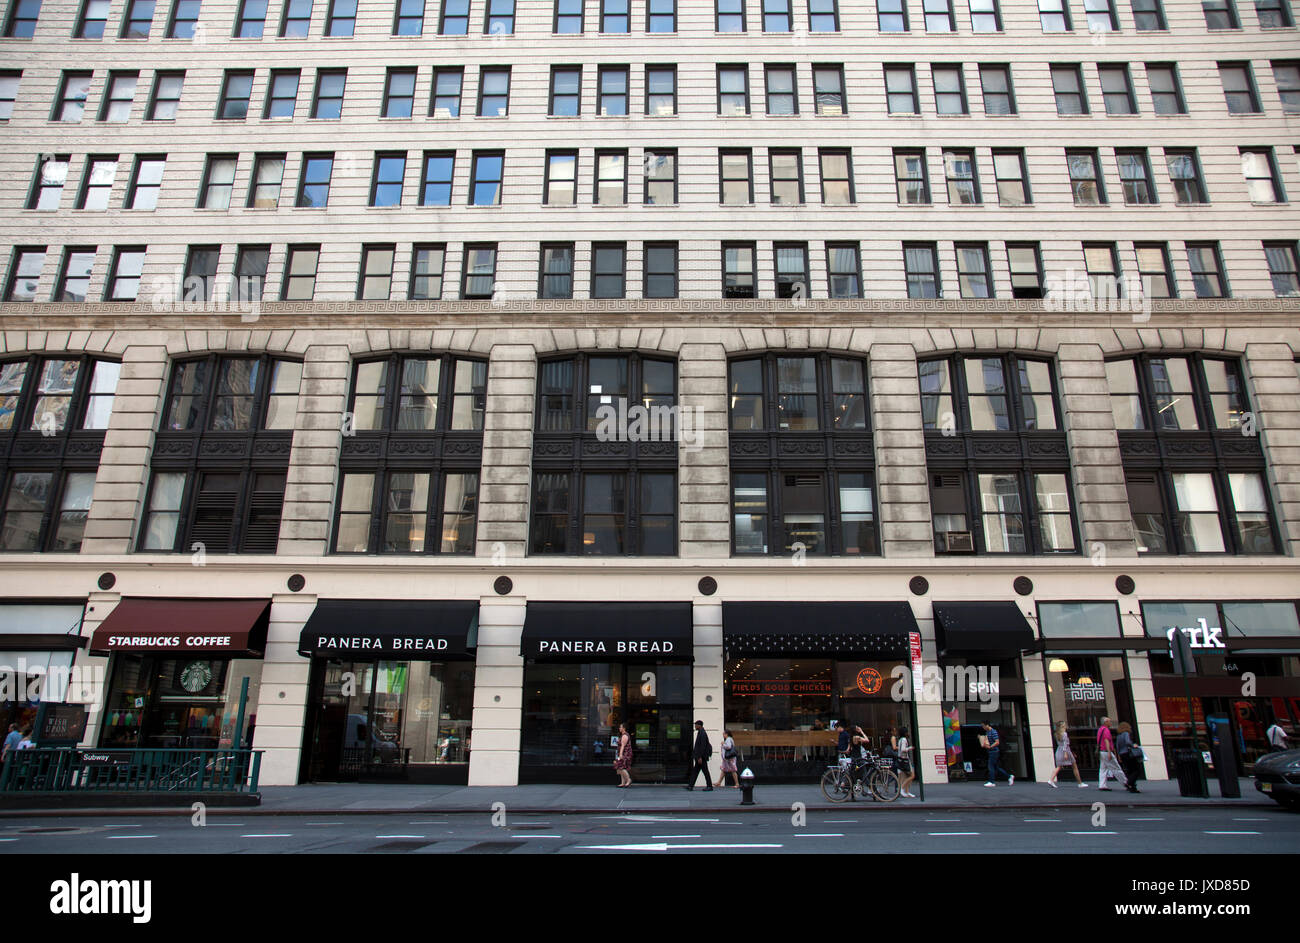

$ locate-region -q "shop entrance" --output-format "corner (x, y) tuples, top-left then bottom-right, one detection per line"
(942, 698), (1034, 783)
(99, 655), (262, 750)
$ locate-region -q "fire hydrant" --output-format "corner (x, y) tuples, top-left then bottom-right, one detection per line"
(739, 768), (756, 805)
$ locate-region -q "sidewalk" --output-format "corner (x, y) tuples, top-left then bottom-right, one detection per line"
(0, 778), (1274, 816)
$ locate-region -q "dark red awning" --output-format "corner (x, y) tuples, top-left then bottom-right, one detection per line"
(89, 598), (271, 655)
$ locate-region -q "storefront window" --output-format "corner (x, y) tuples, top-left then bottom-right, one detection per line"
(939, 658), (1032, 782)
(100, 655), (263, 750)
(1044, 655), (1133, 771)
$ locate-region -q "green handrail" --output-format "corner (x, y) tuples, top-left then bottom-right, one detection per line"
(0, 748), (264, 794)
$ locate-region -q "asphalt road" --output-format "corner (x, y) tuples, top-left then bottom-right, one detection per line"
(4, 806), (1298, 853)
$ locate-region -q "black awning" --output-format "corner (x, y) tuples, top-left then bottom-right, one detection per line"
(521, 602), (693, 661)
(722, 602), (918, 658)
(298, 600), (478, 660)
(933, 602), (1035, 656)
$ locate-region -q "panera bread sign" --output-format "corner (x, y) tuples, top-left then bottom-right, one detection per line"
(530, 639), (679, 655)
(312, 635), (453, 655)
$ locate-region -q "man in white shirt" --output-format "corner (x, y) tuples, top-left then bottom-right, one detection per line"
(1266, 721), (1291, 753)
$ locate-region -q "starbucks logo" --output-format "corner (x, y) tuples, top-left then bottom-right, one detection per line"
(179, 661), (213, 694)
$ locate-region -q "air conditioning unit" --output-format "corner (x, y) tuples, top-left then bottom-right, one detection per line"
(942, 531), (974, 552)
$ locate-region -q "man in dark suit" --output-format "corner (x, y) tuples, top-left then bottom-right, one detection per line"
(685, 720), (713, 791)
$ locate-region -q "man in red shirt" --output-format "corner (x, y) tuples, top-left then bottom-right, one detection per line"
(1096, 717), (1128, 790)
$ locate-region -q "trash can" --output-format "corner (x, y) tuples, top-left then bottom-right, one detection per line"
(1172, 748), (1209, 799)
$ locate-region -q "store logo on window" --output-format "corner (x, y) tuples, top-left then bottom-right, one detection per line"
(855, 667), (883, 695)
(179, 661), (213, 693)
(1067, 681), (1105, 702)
(1165, 619), (1225, 651)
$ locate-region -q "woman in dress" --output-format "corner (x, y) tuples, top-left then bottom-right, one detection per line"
(1049, 721), (1087, 788)
(715, 729), (739, 787)
(613, 722), (633, 788)
(894, 726), (916, 798)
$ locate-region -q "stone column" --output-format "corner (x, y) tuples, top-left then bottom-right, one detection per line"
(1023, 651), (1055, 781)
(870, 344), (932, 557)
(250, 593), (315, 785)
(1243, 342), (1300, 556)
(76, 591), (119, 748)
(277, 344), (350, 555)
(678, 343), (730, 558)
(913, 603), (949, 784)
(1126, 652), (1169, 780)
(468, 596), (527, 786)
(692, 598), (724, 780)
(475, 344), (536, 560)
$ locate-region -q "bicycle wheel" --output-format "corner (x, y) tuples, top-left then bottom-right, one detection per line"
(869, 767), (901, 802)
(820, 768), (851, 803)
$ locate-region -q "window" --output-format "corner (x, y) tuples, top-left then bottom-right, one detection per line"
(1067, 149), (1105, 204)
(538, 244), (574, 299)
(763, 0), (791, 30)
(884, 65), (918, 114)
(357, 245), (395, 300)
(1110, 356), (1250, 432)
(1051, 64), (1088, 114)
(769, 150), (803, 205)
(591, 243), (626, 299)
(970, 0), (1001, 29)
(281, 245), (319, 299)
(1146, 64), (1186, 115)
(296, 153), (333, 207)
(417, 152), (454, 206)
(1186, 243), (1228, 297)
(720, 149), (753, 205)
(247, 154), (284, 208)
(904, 243), (940, 298)
(235, 0), (267, 35)
(0, 72), (19, 120)
(765, 65), (797, 115)
(1203, 0), (1239, 27)
(410, 244), (445, 300)
(878, 0), (908, 29)
(4, 0), (40, 36)
(280, 0), (311, 35)
(1007, 243), (1043, 298)
(826, 244), (861, 298)
(312, 69), (346, 119)
(943, 148), (980, 204)
(370, 153), (406, 207)
(1116, 149), (1156, 204)
(723, 243), (756, 298)
(1263, 242), (1299, 296)
(1241, 148), (1284, 203)
(76, 156), (117, 210)
(543, 151), (577, 206)
(544, 66), (582, 117)
(217, 70), (254, 120)
(600, 0), (627, 31)
(1131, 0), (1165, 28)
(933, 65), (968, 115)
(99, 72), (137, 122)
(336, 466), (481, 552)
(774, 243), (809, 298)
(1039, 0), (1071, 29)
(28, 155), (69, 210)
(644, 150), (677, 204)
(645, 66), (676, 116)
(430, 67), (462, 117)
(955, 243), (993, 298)
(1221, 62), (1260, 113)
(232, 245), (268, 302)
(198, 154), (237, 209)
(595, 150), (627, 204)
(894, 149), (929, 204)
(729, 354), (874, 557)
(439, 0), (468, 33)
(126, 156), (165, 209)
(1083, 243), (1121, 298)
(394, 0), (423, 33)
(264, 70), (299, 118)
(555, 0), (583, 32)
(147, 71), (184, 119)
(4, 248), (45, 301)
(647, 0), (674, 31)
(105, 247), (145, 301)
(924, 0), (953, 30)
(813, 65), (845, 115)
(717, 0), (745, 30)
(120, 0), (153, 36)
(1256, 0), (1294, 24)
(470, 152), (504, 206)
(644, 243), (677, 298)
(165, 0), (201, 37)
(1165, 148), (1207, 204)
(461, 244), (497, 298)
(819, 149), (854, 204)
(718, 65), (749, 115)
(1134, 243), (1175, 298)
(993, 150), (1029, 205)
(979, 64), (1015, 115)
(478, 67), (510, 117)
(1099, 64), (1136, 115)
(182, 245), (220, 302)
(598, 66), (628, 116)
(383, 68), (417, 118)
(1084, 0), (1117, 29)
(1272, 62), (1300, 114)
(53, 71), (91, 122)
(485, 0), (513, 33)
(324, 0), (355, 34)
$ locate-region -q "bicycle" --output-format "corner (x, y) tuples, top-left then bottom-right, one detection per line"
(819, 752), (901, 802)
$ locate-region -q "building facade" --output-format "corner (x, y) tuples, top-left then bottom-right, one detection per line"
(1, 0), (1298, 788)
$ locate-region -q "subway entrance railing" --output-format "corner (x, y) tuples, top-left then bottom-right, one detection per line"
(0, 749), (263, 795)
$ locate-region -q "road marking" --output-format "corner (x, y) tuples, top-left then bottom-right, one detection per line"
(824, 820), (858, 824)
(0, 838), (17, 842)
(1125, 817), (1163, 821)
(1024, 818), (1061, 822)
(102, 824), (143, 829)
(652, 834), (702, 839)
(575, 842), (783, 851)
(601, 816), (720, 823)
(107, 835), (157, 839)
(409, 821), (448, 825)
(1068, 831), (1116, 835)
(527, 835), (566, 839)
(241, 833), (292, 838)
(928, 832), (979, 836)
(925, 818), (960, 822)
(305, 822), (339, 826)
(207, 823), (247, 827)
(376, 834), (424, 839)
(1231, 818), (1269, 822)
(795, 833), (845, 838)
(1204, 830), (1259, 835)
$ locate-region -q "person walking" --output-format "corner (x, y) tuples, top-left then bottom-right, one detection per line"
(894, 726), (916, 798)
(1266, 719), (1291, 753)
(684, 720), (713, 791)
(982, 721), (1013, 787)
(715, 729), (739, 788)
(1096, 717), (1128, 790)
(1116, 721), (1143, 793)
(1048, 721), (1087, 788)
(1, 723), (20, 762)
(612, 723), (633, 788)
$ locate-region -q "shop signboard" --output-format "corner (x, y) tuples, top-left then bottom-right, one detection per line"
(728, 680), (833, 696)
(79, 751), (133, 767)
(35, 703), (89, 745)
